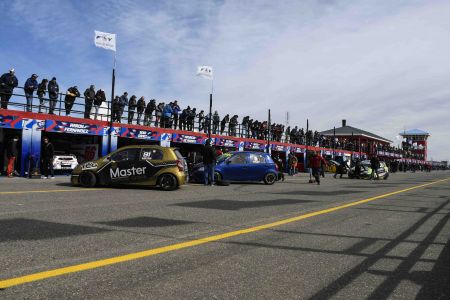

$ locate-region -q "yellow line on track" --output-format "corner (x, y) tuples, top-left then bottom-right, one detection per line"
(0, 189), (105, 195)
(0, 177), (448, 289)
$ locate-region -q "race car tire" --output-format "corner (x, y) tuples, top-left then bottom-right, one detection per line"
(79, 171), (97, 188)
(214, 171), (222, 182)
(384, 173), (389, 180)
(216, 180), (230, 186)
(264, 172), (277, 185)
(158, 173), (178, 191)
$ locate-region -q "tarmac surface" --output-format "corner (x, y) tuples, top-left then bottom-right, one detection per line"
(0, 171), (449, 299)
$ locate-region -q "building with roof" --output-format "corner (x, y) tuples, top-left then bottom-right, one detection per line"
(320, 120), (393, 155)
(399, 129), (430, 160)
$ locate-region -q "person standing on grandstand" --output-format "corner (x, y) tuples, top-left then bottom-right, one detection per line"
(93, 89), (106, 120)
(64, 86), (80, 116)
(220, 114), (229, 135)
(155, 102), (164, 127)
(187, 108), (196, 131)
(128, 95), (137, 124)
(172, 100), (181, 129)
(0, 68), (18, 109)
(212, 111), (220, 134)
(47, 77), (59, 115)
(24, 74), (39, 112)
(163, 102), (173, 128)
(144, 99), (156, 126)
(83, 85), (95, 119)
(198, 110), (205, 132)
(37, 78), (48, 113)
(229, 115), (238, 136)
(117, 92), (128, 122)
(136, 96), (145, 125)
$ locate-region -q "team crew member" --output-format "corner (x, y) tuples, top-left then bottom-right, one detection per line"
(309, 151), (327, 185)
(370, 155), (380, 180)
(6, 136), (19, 177)
(41, 137), (55, 179)
(201, 139), (216, 186)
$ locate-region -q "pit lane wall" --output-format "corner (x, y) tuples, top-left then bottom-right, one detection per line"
(1, 110), (418, 176)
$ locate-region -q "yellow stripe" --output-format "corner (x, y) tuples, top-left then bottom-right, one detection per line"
(0, 189), (105, 195)
(0, 177), (448, 289)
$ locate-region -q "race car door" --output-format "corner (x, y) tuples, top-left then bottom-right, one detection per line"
(102, 148), (140, 184)
(222, 153), (249, 181)
(129, 148), (168, 184)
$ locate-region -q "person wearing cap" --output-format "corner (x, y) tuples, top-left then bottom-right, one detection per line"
(0, 69), (18, 109)
(47, 77), (59, 114)
(64, 85), (80, 116)
(24, 74), (39, 112)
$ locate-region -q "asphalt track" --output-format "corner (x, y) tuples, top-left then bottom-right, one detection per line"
(0, 171), (449, 299)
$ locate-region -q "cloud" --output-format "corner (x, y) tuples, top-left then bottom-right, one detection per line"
(1, 0), (449, 160)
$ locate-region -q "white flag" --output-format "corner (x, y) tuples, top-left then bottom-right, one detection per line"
(94, 30), (116, 52)
(197, 66), (213, 80)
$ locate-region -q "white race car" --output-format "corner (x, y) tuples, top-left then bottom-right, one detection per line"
(53, 153), (79, 170)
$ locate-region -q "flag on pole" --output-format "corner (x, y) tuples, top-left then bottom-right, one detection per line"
(196, 66), (213, 80)
(94, 30), (116, 52)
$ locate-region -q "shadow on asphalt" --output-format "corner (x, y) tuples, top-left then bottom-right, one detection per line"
(96, 217), (194, 228)
(225, 198), (450, 299)
(172, 199), (315, 211)
(272, 190), (362, 196)
(0, 218), (110, 242)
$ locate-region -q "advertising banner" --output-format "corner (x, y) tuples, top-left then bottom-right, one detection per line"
(215, 138), (239, 148)
(160, 133), (172, 147)
(45, 120), (103, 135)
(172, 133), (205, 144)
(271, 144), (286, 152)
(120, 128), (159, 140)
(244, 141), (265, 151)
(0, 114), (23, 129)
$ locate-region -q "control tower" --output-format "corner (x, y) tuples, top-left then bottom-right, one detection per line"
(400, 129), (430, 160)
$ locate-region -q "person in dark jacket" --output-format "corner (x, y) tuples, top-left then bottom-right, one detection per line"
(47, 77), (59, 114)
(112, 96), (121, 122)
(41, 137), (55, 179)
(370, 155), (380, 180)
(187, 108), (196, 131)
(37, 79), (48, 113)
(172, 100), (181, 129)
(117, 92), (128, 122)
(83, 85), (96, 119)
(128, 95), (137, 124)
(136, 96), (145, 125)
(64, 86), (80, 116)
(228, 115), (238, 136)
(0, 69), (18, 109)
(220, 114), (229, 135)
(201, 139), (217, 185)
(197, 110), (205, 132)
(212, 111), (220, 134)
(6, 136), (19, 177)
(156, 102), (164, 127)
(93, 89), (106, 120)
(144, 99), (156, 126)
(179, 106), (189, 130)
(24, 74), (39, 112)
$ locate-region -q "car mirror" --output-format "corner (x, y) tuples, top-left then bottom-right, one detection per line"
(226, 160), (231, 165)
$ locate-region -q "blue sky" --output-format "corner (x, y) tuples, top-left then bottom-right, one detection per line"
(0, 0), (449, 160)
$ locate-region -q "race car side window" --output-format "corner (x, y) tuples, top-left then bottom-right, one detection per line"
(110, 149), (139, 162)
(228, 153), (247, 164)
(140, 149), (164, 160)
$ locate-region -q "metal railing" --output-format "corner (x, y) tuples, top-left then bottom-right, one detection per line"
(1, 87), (416, 157)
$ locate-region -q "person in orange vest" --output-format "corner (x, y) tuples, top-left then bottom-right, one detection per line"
(309, 151), (327, 185)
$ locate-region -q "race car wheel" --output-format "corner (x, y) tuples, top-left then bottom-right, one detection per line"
(158, 174), (178, 191)
(384, 173), (389, 180)
(264, 172), (277, 185)
(79, 171), (97, 188)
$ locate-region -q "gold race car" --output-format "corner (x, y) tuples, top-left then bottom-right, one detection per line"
(71, 145), (187, 191)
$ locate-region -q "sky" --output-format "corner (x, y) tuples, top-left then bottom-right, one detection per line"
(0, 0), (449, 161)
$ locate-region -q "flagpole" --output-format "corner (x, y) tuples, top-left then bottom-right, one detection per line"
(208, 79), (213, 140)
(108, 52), (116, 154)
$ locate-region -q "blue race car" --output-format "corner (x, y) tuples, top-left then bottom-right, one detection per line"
(214, 151), (278, 185)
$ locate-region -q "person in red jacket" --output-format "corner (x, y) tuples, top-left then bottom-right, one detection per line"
(309, 151), (327, 185)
